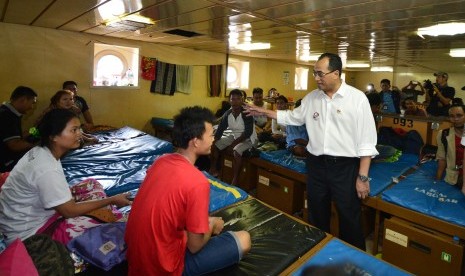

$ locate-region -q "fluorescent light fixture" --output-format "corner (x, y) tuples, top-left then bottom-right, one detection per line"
(104, 13), (155, 26)
(298, 54), (320, 62)
(123, 14), (155, 25)
(417, 22), (465, 38)
(234, 42), (271, 51)
(346, 63), (370, 68)
(450, 48), (465, 57)
(371, 66), (393, 72)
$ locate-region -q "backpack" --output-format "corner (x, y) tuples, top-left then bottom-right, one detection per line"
(67, 222), (127, 271)
(404, 129), (424, 154)
(23, 234), (74, 276)
(377, 127), (424, 154)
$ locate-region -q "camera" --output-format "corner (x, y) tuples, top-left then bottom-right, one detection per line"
(423, 79), (436, 96)
(423, 79), (433, 89)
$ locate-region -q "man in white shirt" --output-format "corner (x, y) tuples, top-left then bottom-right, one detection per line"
(245, 53), (378, 250)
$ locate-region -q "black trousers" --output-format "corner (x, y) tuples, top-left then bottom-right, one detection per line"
(306, 154), (366, 250)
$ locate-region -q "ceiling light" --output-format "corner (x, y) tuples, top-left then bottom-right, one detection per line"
(298, 54), (320, 62)
(234, 43), (271, 51)
(123, 14), (155, 25)
(449, 48), (465, 57)
(371, 66), (393, 72)
(98, 1), (125, 20)
(417, 22), (465, 38)
(104, 13), (155, 27)
(346, 63), (370, 68)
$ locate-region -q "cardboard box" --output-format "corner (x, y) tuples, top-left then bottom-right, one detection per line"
(256, 168), (304, 214)
(383, 217), (464, 275)
(220, 154), (256, 191)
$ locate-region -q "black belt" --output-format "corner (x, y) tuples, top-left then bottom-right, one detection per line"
(308, 153), (357, 162)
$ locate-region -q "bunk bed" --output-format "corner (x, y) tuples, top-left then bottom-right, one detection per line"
(61, 127), (330, 276)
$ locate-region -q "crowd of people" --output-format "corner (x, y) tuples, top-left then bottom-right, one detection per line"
(1, 53), (465, 275)
(365, 72), (463, 118)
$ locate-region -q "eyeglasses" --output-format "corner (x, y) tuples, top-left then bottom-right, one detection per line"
(312, 70), (336, 78)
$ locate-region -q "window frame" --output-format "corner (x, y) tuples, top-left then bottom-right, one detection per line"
(92, 43), (140, 89)
(295, 67), (309, 91)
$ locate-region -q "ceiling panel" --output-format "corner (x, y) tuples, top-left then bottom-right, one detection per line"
(3, 0), (53, 24)
(1, 0), (465, 73)
(32, 0), (105, 28)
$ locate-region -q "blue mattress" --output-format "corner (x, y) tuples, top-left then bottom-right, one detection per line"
(151, 117), (174, 129)
(203, 171), (248, 212)
(119, 171), (248, 215)
(92, 126), (145, 142)
(259, 150), (307, 174)
(382, 160), (465, 227)
(65, 155), (160, 196)
(62, 134), (173, 169)
(62, 127), (173, 195)
(292, 239), (410, 276)
(259, 150), (418, 197)
(369, 153), (419, 196)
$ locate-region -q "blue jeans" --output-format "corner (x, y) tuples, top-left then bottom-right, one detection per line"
(183, 231), (242, 276)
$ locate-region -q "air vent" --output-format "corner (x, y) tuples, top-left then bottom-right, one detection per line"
(106, 20), (152, 32)
(163, 29), (202, 38)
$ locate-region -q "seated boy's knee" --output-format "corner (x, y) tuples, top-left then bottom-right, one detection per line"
(236, 231), (251, 254)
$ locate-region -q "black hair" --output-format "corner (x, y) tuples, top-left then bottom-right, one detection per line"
(172, 106), (215, 149)
(37, 109), (79, 148)
(295, 99), (303, 108)
(62, 80), (77, 89)
(276, 95), (288, 103)
(50, 90), (74, 106)
(449, 103), (465, 113)
(252, 87), (263, 95)
(401, 96), (415, 109)
(380, 79), (391, 85)
(10, 86), (37, 101)
(229, 89), (244, 99)
(452, 97), (464, 106)
(318, 53), (342, 75)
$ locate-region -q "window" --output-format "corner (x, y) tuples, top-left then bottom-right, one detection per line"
(93, 43), (139, 87)
(295, 67), (309, 90)
(227, 59), (249, 90)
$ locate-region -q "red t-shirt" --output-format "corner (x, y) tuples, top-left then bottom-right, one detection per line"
(125, 154), (210, 275)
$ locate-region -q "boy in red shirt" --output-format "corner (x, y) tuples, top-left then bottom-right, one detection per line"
(125, 106), (251, 275)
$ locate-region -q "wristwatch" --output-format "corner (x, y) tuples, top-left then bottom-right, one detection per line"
(358, 174), (370, 182)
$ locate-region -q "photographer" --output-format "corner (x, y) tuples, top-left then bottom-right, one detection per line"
(400, 80), (425, 103)
(425, 72), (455, 117)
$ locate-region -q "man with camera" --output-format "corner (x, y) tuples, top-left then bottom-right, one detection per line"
(400, 80), (425, 103)
(425, 72), (455, 117)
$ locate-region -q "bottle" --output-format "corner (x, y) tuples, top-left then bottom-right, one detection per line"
(126, 68), (134, 86)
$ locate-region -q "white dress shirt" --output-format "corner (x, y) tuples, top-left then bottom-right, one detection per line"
(277, 82), (378, 158)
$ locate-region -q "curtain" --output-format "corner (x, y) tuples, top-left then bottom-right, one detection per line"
(150, 61), (176, 95)
(208, 65), (223, 97)
(176, 65), (193, 94)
